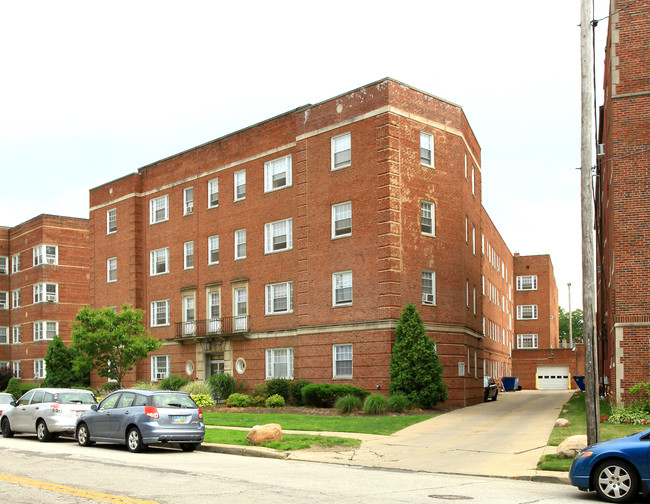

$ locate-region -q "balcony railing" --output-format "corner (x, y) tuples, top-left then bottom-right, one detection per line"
(175, 316), (249, 338)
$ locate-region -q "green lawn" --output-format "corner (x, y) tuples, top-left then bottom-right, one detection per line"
(203, 428), (361, 451)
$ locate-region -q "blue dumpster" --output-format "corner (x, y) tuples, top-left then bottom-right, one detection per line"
(502, 377), (519, 391)
(573, 376), (585, 391)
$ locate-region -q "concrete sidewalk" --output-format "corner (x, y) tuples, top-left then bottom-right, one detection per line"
(201, 389), (573, 484)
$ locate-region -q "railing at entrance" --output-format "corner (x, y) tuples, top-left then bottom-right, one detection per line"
(175, 316), (249, 338)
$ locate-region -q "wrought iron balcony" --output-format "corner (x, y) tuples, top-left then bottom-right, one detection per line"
(175, 316), (249, 339)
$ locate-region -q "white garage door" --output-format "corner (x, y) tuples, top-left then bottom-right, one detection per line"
(537, 366), (570, 390)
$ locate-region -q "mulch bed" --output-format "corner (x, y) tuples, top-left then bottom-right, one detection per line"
(203, 405), (454, 416)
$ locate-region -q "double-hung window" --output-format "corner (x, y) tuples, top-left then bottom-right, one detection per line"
(332, 202), (352, 238)
(517, 305), (538, 320)
(234, 286), (248, 332)
(517, 334), (538, 349)
(333, 271), (352, 306)
(0, 327), (7, 345)
(12, 361), (21, 379)
(331, 133), (351, 170)
(516, 275), (538, 291)
(33, 245), (57, 266)
(107, 208), (117, 234)
(421, 201), (435, 235)
(34, 359), (46, 380)
(0, 257), (7, 275)
(34, 321), (57, 341)
(265, 281), (293, 315)
(150, 195), (169, 224)
(208, 179), (219, 208)
(333, 344), (353, 379)
(234, 170), (246, 201)
(208, 291), (221, 333)
(151, 300), (169, 327)
(107, 258), (117, 282)
(265, 218), (293, 253)
(420, 131), (434, 167)
(184, 242), (194, 269)
(12, 326), (20, 344)
(234, 230), (246, 260)
(151, 355), (170, 381)
(265, 348), (293, 379)
(184, 187), (194, 215)
(0, 292), (7, 310)
(150, 248), (169, 276)
(264, 155), (292, 192)
(11, 254), (20, 274)
(34, 283), (57, 303)
(422, 270), (436, 305)
(208, 236), (219, 264)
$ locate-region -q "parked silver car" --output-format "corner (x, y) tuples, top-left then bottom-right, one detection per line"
(0, 392), (16, 417)
(76, 389), (204, 452)
(1, 388), (97, 441)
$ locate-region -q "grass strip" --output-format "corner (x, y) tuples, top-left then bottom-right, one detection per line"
(203, 428), (361, 451)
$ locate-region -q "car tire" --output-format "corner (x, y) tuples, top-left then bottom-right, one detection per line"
(127, 427), (145, 453)
(493, 392), (498, 401)
(36, 420), (52, 442)
(1, 418), (14, 438)
(483, 393), (488, 403)
(77, 423), (93, 447)
(180, 443), (199, 452)
(594, 459), (639, 503)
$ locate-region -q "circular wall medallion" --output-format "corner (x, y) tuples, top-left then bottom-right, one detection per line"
(185, 360), (195, 376)
(235, 358), (246, 374)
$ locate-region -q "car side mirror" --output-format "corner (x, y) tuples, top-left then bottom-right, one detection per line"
(91, 404), (99, 411)
(10, 401), (15, 407)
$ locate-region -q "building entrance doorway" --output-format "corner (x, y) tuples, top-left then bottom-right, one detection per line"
(209, 354), (225, 376)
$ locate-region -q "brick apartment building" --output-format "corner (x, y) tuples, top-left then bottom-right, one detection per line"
(0, 215), (89, 381)
(596, 0), (650, 406)
(87, 78), (567, 406)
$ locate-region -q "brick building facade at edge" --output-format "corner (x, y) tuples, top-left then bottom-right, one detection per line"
(0, 215), (89, 381)
(88, 78), (566, 406)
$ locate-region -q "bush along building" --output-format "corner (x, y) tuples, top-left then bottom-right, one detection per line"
(86, 78), (565, 406)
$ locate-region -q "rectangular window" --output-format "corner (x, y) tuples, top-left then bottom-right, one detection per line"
(464, 152), (468, 179)
(33, 321), (57, 341)
(265, 218), (293, 253)
(332, 202), (352, 238)
(0, 327), (7, 345)
(265, 348), (293, 379)
(517, 334), (538, 349)
(149, 195), (169, 224)
(12, 326), (20, 344)
(107, 208), (117, 234)
(0, 292), (7, 310)
(208, 236), (219, 265)
(265, 281), (293, 315)
(264, 155), (292, 192)
(234, 229), (246, 260)
(234, 170), (246, 201)
(208, 291), (221, 333)
(473, 286), (477, 315)
(517, 305), (538, 320)
(33, 245), (58, 266)
(516, 275), (538, 291)
(11, 254), (20, 274)
(34, 359), (46, 380)
(422, 270), (436, 305)
(472, 226), (476, 255)
(184, 242), (194, 269)
(150, 248), (169, 276)
(0, 257), (6, 275)
(150, 300), (170, 327)
(234, 287), (248, 332)
(33, 283), (58, 303)
(471, 165), (475, 196)
(331, 133), (351, 170)
(184, 187), (194, 215)
(107, 258), (117, 282)
(420, 131), (434, 167)
(421, 201), (435, 235)
(12, 361), (21, 379)
(333, 344), (353, 378)
(208, 179), (219, 208)
(466, 280), (470, 307)
(151, 355), (170, 381)
(333, 271), (352, 306)
(182, 295), (195, 335)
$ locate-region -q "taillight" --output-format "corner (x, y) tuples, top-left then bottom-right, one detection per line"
(50, 403), (62, 414)
(144, 406), (159, 419)
(198, 408), (203, 420)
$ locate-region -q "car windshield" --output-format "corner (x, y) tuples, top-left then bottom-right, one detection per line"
(55, 392), (97, 404)
(152, 393), (196, 409)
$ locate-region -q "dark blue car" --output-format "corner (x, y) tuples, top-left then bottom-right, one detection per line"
(569, 428), (650, 503)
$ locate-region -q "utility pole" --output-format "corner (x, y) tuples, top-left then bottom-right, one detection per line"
(580, 0), (600, 445)
(568, 283), (573, 347)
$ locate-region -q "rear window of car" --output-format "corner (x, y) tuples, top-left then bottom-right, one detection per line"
(152, 394), (196, 409)
(56, 392), (97, 404)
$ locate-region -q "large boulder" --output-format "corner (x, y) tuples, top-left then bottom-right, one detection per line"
(555, 418), (571, 427)
(246, 423), (283, 445)
(556, 435), (588, 459)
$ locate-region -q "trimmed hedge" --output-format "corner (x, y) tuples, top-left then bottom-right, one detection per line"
(289, 379), (311, 406)
(301, 384), (369, 408)
(265, 378), (291, 402)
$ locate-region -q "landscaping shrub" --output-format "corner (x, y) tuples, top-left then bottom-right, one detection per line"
(181, 381), (211, 396)
(335, 394), (362, 413)
(388, 393), (411, 413)
(132, 380), (157, 390)
(252, 395), (266, 407)
(4, 378), (21, 399)
(158, 375), (189, 391)
(265, 378), (291, 402)
(606, 403), (650, 425)
(225, 393), (253, 408)
(191, 393), (215, 408)
(253, 383), (266, 398)
(209, 373), (237, 402)
(265, 394), (286, 408)
(289, 379), (311, 406)
(301, 383), (369, 408)
(363, 394), (388, 414)
(0, 369), (13, 393)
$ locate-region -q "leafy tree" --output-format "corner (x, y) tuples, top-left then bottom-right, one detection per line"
(4, 377), (22, 399)
(389, 303), (448, 408)
(42, 336), (89, 388)
(71, 305), (161, 388)
(559, 307), (584, 344)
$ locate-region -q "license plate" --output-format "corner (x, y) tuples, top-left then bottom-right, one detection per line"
(173, 416), (188, 423)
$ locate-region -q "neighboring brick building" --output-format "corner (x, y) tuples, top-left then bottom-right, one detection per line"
(596, 0), (650, 406)
(0, 215), (90, 381)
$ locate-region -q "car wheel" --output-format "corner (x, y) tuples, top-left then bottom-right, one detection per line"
(77, 423), (93, 447)
(594, 460), (639, 503)
(36, 420), (52, 442)
(483, 393), (488, 403)
(127, 427), (145, 453)
(180, 443), (199, 452)
(1, 418), (14, 438)
(493, 391), (498, 401)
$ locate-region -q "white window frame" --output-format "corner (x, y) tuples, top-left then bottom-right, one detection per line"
(264, 154), (292, 192)
(150, 300), (170, 327)
(421, 201), (435, 236)
(0, 257), (7, 275)
(208, 179), (219, 208)
(473, 286), (477, 315)
(331, 133), (351, 171)
(234, 170), (246, 201)
(33, 245), (58, 266)
(34, 359), (46, 380)
(517, 334), (538, 349)
(208, 235), (219, 265)
(420, 131), (434, 167)
(466, 280), (470, 307)
(12, 361), (21, 379)
(265, 281), (293, 315)
(472, 225), (476, 255)
(107, 257), (117, 283)
(265, 347), (294, 380)
(150, 247), (169, 276)
(517, 305), (538, 320)
(516, 275), (538, 291)
(471, 165), (475, 196)
(264, 218), (293, 254)
(184, 241), (194, 270)
(0, 327), (7, 345)
(33, 283), (58, 303)
(184, 187), (194, 215)
(33, 321), (58, 341)
(182, 294), (196, 335)
(234, 229), (246, 260)
(107, 208), (117, 234)
(11, 254), (20, 274)
(333, 271), (353, 307)
(332, 202), (352, 238)
(151, 355), (170, 381)
(422, 270), (436, 305)
(12, 326), (20, 344)
(149, 195), (169, 225)
(208, 290), (221, 333)
(233, 286), (248, 332)
(0, 292), (7, 310)
(333, 344), (353, 379)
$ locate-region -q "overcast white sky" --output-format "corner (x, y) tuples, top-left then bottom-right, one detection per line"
(0, 1), (610, 311)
